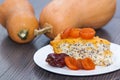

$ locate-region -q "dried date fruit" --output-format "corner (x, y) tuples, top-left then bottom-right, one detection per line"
(46, 53), (68, 67)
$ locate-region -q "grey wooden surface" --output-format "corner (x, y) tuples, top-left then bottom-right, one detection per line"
(0, 0), (120, 80)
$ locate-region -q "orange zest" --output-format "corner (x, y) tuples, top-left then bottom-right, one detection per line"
(81, 57), (95, 70)
(79, 28), (96, 39)
(65, 56), (80, 70)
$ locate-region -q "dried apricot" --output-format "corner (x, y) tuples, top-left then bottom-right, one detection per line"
(81, 57), (95, 70)
(79, 28), (95, 39)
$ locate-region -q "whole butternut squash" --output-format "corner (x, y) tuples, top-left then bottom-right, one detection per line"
(0, 0), (39, 43)
(39, 0), (116, 39)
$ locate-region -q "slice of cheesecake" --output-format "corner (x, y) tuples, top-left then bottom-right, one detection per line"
(50, 34), (112, 66)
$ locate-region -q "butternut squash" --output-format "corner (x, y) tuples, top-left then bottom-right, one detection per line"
(0, 0), (39, 43)
(39, 0), (116, 39)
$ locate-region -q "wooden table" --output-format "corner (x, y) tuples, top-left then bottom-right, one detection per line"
(0, 0), (120, 80)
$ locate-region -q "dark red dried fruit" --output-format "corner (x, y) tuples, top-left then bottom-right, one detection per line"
(46, 53), (68, 67)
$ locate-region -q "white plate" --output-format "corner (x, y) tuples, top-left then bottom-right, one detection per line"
(33, 43), (120, 76)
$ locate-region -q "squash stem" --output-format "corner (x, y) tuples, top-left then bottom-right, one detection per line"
(34, 26), (52, 36)
(18, 29), (28, 40)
